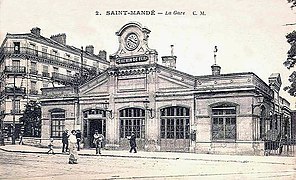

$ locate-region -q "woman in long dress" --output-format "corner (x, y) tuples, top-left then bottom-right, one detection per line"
(68, 130), (78, 164)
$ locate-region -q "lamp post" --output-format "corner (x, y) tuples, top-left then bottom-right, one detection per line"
(11, 71), (16, 145)
(143, 99), (154, 119)
(103, 101), (113, 119)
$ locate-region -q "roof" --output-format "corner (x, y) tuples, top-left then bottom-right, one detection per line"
(5, 32), (109, 64)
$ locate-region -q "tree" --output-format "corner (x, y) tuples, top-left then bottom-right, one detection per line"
(288, 0), (296, 9)
(283, 1), (296, 96)
(20, 101), (41, 137)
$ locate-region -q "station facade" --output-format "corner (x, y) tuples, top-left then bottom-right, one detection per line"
(40, 22), (291, 155)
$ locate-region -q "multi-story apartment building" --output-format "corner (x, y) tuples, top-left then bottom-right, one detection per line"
(0, 27), (109, 138)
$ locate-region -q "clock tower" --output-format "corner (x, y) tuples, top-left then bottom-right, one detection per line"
(109, 22), (158, 67)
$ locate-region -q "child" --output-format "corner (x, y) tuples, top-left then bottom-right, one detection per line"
(47, 138), (55, 154)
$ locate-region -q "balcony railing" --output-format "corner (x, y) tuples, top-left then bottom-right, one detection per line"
(2, 47), (94, 71)
(10, 109), (22, 114)
(5, 87), (26, 96)
(52, 72), (73, 82)
(4, 66), (26, 74)
(29, 69), (38, 75)
(29, 89), (39, 95)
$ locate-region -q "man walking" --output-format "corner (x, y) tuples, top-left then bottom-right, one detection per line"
(93, 130), (104, 155)
(62, 129), (69, 153)
(0, 130), (5, 146)
(129, 132), (137, 153)
(76, 130), (81, 151)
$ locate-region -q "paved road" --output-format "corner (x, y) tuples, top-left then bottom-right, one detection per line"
(0, 151), (295, 180)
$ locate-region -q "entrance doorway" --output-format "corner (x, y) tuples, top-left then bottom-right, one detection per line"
(82, 108), (107, 148)
(89, 119), (106, 148)
(160, 106), (190, 152)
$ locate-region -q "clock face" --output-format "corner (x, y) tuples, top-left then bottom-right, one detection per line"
(125, 33), (139, 51)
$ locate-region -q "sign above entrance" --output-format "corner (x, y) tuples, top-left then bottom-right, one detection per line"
(116, 55), (148, 64)
(88, 114), (104, 119)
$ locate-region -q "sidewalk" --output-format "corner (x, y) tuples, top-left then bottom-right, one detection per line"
(0, 144), (295, 165)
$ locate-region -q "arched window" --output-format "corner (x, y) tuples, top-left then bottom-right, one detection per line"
(50, 109), (65, 138)
(119, 108), (145, 138)
(160, 106), (190, 139)
(212, 105), (236, 140)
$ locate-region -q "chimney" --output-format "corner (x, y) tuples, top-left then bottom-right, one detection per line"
(50, 33), (66, 45)
(30, 27), (41, 37)
(98, 50), (107, 60)
(268, 73), (282, 93)
(211, 64), (221, 75)
(161, 45), (177, 69)
(85, 45), (94, 54)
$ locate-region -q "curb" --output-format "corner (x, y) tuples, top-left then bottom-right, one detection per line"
(0, 147), (179, 160)
(0, 147), (294, 165)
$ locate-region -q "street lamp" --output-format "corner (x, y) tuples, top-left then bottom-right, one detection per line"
(11, 68), (16, 145)
(143, 99), (154, 119)
(103, 101), (114, 119)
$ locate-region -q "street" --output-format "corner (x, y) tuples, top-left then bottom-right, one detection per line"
(0, 150), (295, 180)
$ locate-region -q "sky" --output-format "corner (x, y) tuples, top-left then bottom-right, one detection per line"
(0, 0), (295, 108)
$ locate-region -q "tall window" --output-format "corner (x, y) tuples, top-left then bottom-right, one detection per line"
(51, 110), (65, 138)
(52, 50), (58, 60)
(29, 43), (38, 56)
(119, 108), (145, 138)
(160, 106), (190, 139)
(212, 105), (237, 140)
(65, 53), (70, 60)
(67, 70), (71, 76)
(14, 42), (20, 54)
(30, 61), (37, 74)
(13, 100), (20, 113)
(12, 60), (20, 72)
(42, 65), (49, 77)
(31, 81), (37, 91)
(53, 67), (58, 73)
(42, 47), (47, 58)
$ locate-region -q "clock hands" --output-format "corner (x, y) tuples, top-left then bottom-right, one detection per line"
(126, 33), (139, 50)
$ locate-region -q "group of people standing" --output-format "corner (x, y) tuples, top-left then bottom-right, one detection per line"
(48, 129), (137, 164)
(62, 129), (81, 153)
(61, 129), (81, 164)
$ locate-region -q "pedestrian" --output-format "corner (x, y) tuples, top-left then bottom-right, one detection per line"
(19, 132), (23, 145)
(62, 129), (69, 153)
(68, 130), (78, 164)
(128, 132), (137, 153)
(47, 138), (55, 154)
(0, 130), (5, 146)
(76, 130), (81, 151)
(93, 130), (104, 155)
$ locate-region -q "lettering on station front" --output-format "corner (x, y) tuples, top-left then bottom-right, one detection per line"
(116, 56), (149, 64)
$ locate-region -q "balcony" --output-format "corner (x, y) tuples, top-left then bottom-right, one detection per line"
(4, 66), (26, 75)
(10, 109), (22, 114)
(29, 89), (38, 95)
(52, 72), (74, 84)
(5, 87), (26, 96)
(30, 69), (38, 75)
(2, 47), (94, 71)
(42, 72), (50, 77)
